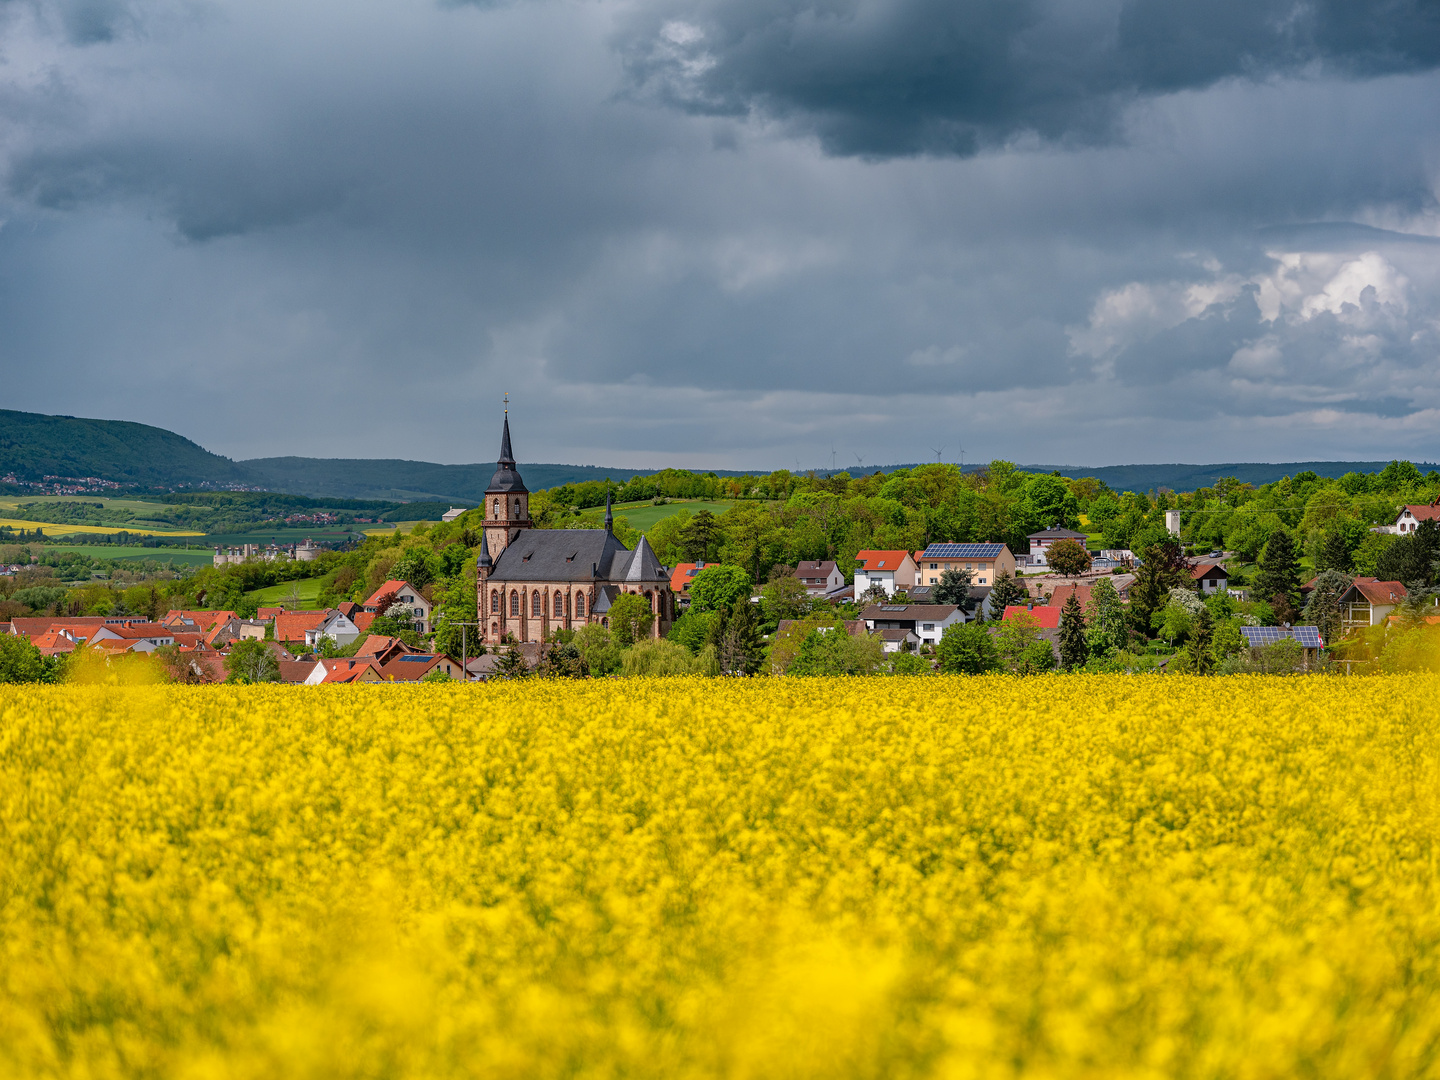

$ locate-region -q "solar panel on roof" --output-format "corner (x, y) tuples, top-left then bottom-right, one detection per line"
(921, 543), (1008, 558)
(879, 605), (908, 611)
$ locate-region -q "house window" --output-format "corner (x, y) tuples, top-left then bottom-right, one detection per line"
(490, 590), (500, 615)
(532, 592), (542, 617)
(413, 608), (423, 618)
(922, 623), (934, 632)
(929, 577), (937, 584)
(510, 591), (519, 616)
(554, 593), (564, 617)
(576, 593), (586, 617)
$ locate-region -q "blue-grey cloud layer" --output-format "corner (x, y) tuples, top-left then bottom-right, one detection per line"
(0, 0), (1438, 469)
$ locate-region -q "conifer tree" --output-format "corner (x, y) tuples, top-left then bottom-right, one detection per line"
(1180, 606), (1215, 674)
(1058, 593), (1088, 670)
(1253, 528), (1302, 615)
(719, 595), (763, 675)
(987, 572), (1027, 617)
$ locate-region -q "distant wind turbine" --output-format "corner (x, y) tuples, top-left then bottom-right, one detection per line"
(931, 445), (946, 463)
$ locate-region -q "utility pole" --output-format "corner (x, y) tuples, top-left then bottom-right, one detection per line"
(439, 617), (482, 680)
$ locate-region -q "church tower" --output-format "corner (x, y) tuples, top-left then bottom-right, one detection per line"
(482, 405), (531, 560)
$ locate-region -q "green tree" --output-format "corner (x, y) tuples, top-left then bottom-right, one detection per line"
(994, 611), (1047, 671)
(667, 609), (719, 654)
(1058, 593), (1088, 670)
(1176, 606), (1215, 674)
(1016, 639), (1056, 674)
(224, 639), (280, 684)
(608, 593), (656, 647)
(719, 595), (764, 675)
(536, 642), (588, 678)
(494, 645), (531, 679)
(760, 570), (811, 625)
(886, 652), (932, 675)
(1045, 538), (1092, 577)
(1301, 569), (1352, 644)
(987, 572), (1027, 617)
(788, 625), (884, 675)
(1252, 527), (1302, 614)
(573, 624), (623, 675)
(932, 567), (972, 609)
(0, 635), (46, 683)
(392, 547), (442, 590)
(936, 622), (999, 674)
(1129, 538), (1191, 638)
(678, 509), (722, 563)
(1086, 577), (1127, 656)
(688, 565), (752, 616)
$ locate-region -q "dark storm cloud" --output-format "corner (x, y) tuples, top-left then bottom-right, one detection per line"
(0, 0), (1438, 469)
(619, 0), (1440, 155)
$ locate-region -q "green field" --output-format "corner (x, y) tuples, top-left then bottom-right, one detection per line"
(28, 544), (217, 567)
(615, 500), (736, 531)
(245, 577), (328, 610)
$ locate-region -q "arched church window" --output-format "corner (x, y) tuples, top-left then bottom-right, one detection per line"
(554, 592), (563, 617)
(575, 593), (586, 617)
(493, 499), (501, 518)
(510, 591), (519, 616)
(645, 590), (654, 612)
(532, 591), (542, 617)
(490, 590), (499, 615)
(514, 498), (522, 517)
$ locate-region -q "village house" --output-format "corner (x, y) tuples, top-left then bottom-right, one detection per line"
(668, 562), (712, 606)
(364, 580), (433, 636)
(1384, 499), (1440, 535)
(859, 603), (964, 649)
(795, 560), (845, 596)
(1190, 560), (1230, 595)
(913, 542), (1016, 588)
(1026, 527), (1090, 567)
(304, 610), (362, 648)
(853, 550), (919, 598)
(1337, 578), (1407, 632)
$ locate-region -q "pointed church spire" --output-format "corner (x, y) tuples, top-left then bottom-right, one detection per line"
(476, 528), (492, 570)
(498, 397), (515, 466)
(604, 487), (613, 534)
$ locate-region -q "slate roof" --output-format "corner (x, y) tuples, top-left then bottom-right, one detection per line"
(860, 604), (961, 622)
(486, 414), (528, 494)
(488, 528), (636, 583)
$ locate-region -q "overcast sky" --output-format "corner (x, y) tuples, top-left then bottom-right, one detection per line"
(2, 0), (1439, 470)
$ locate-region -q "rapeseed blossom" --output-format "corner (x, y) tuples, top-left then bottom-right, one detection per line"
(1, 677), (1438, 1078)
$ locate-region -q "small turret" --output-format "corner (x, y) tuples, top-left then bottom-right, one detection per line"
(604, 488), (613, 534)
(476, 529), (492, 571)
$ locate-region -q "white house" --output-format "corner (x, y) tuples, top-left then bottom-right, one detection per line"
(1337, 578), (1407, 632)
(88, 624), (175, 652)
(1190, 561), (1230, 595)
(1384, 500), (1440, 535)
(853, 551), (919, 598)
(441, 507), (467, 523)
(364, 579), (433, 635)
(1027, 527), (1090, 567)
(304, 610), (363, 648)
(795, 560), (846, 596)
(859, 603), (964, 649)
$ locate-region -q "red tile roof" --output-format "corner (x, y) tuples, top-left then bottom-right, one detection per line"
(8, 617), (108, 639)
(1347, 578), (1407, 605)
(1002, 605), (1063, 628)
(317, 658), (382, 683)
(669, 562), (711, 593)
(256, 607), (287, 621)
(163, 610), (236, 631)
(374, 654), (463, 682)
(1047, 584), (1094, 608)
(354, 612), (376, 633)
(1398, 501), (1440, 523)
(364, 581), (419, 609)
(274, 610), (330, 642)
(94, 623), (173, 640)
(31, 630), (77, 655)
(1190, 561), (1229, 581)
(855, 550), (913, 571)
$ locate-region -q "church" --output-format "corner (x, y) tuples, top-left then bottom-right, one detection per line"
(475, 412), (675, 645)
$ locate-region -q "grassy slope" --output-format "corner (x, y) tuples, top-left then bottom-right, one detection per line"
(245, 577), (327, 610)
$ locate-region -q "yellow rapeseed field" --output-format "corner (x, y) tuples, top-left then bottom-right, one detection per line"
(2, 677), (1438, 1079)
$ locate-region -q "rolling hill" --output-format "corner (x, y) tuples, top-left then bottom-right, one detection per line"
(1, 409), (1432, 500)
